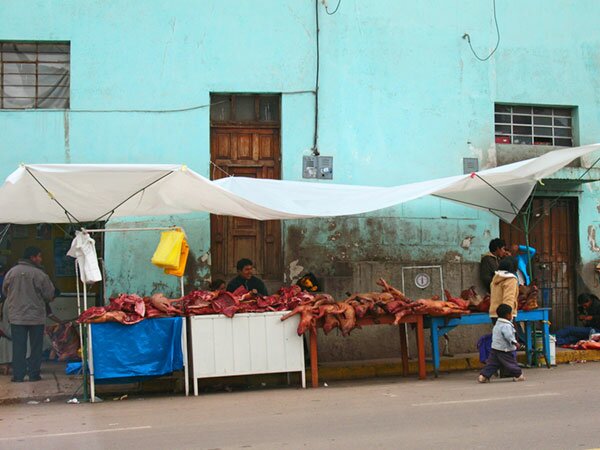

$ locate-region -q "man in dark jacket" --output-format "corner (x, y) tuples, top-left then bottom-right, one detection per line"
(2, 247), (56, 382)
(226, 258), (268, 296)
(480, 238), (508, 292)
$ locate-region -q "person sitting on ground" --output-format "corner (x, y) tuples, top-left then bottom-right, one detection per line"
(478, 303), (525, 383)
(226, 258), (268, 296)
(208, 279), (226, 291)
(480, 238), (508, 292)
(555, 293), (600, 346)
(510, 244), (536, 286)
(489, 256), (519, 323)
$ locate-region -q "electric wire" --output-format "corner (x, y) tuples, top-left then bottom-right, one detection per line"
(313, 0), (320, 155)
(324, 0), (342, 15)
(463, 0), (500, 62)
(0, 91), (315, 114)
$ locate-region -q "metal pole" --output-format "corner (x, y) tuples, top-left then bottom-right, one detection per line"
(84, 282), (96, 403)
(75, 262), (88, 402)
(179, 276), (189, 396)
(83, 226), (182, 233)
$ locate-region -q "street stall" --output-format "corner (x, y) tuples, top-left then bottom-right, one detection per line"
(0, 144), (597, 399)
(75, 226), (190, 402)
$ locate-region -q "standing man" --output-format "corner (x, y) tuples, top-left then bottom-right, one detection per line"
(480, 238), (508, 292)
(2, 247), (56, 382)
(226, 258), (268, 296)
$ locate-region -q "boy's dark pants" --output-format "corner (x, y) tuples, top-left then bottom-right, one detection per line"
(480, 348), (522, 379)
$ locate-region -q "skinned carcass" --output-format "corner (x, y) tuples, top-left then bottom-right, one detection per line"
(443, 290), (470, 310)
(280, 304), (317, 335)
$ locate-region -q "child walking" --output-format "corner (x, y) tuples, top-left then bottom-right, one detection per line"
(478, 303), (525, 383)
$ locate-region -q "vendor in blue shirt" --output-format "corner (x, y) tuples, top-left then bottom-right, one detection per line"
(510, 244), (536, 286)
(226, 258), (268, 296)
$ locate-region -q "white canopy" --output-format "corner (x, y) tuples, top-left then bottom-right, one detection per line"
(0, 144), (598, 224)
(215, 143), (600, 223)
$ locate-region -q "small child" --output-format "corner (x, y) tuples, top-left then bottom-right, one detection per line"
(478, 303), (525, 383)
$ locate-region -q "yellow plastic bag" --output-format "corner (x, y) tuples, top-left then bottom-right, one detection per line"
(165, 239), (189, 277)
(151, 230), (185, 269)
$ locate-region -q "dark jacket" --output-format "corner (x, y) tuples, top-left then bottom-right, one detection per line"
(582, 298), (600, 329)
(480, 252), (500, 292)
(226, 275), (268, 296)
(2, 259), (55, 325)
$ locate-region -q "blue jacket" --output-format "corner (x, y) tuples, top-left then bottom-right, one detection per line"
(492, 318), (518, 352)
(515, 245), (536, 286)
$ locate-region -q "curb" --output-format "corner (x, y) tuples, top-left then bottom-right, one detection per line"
(312, 350), (600, 382)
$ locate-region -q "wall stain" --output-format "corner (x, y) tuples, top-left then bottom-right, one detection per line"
(286, 225), (305, 258)
(184, 249), (211, 292)
(461, 236), (475, 250)
(588, 225), (600, 252)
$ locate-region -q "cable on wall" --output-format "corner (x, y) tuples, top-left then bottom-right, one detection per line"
(312, 0), (321, 156)
(0, 91), (315, 114)
(324, 0), (342, 16)
(463, 0), (500, 62)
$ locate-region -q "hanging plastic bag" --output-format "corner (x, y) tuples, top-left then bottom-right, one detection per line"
(151, 229), (185, 269)
(164, 238), (189, 277)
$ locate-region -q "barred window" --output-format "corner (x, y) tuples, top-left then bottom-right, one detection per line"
(494, 104), (573, 147)
(0, 42), (70, 109)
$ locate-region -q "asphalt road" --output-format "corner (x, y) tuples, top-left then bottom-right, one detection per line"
(1, 364), (599, 450)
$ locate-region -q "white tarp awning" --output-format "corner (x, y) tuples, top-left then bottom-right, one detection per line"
(0, 143), (598, 224)
(215, 143), (600, 223)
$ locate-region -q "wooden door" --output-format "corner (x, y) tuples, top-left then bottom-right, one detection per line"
(500, 198), (578, 329)
(210, 127), (282, 282)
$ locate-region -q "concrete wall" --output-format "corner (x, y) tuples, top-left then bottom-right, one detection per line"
(2, 1), (600, 359)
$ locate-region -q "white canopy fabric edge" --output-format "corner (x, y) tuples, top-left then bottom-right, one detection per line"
(0, 144), (598, 224)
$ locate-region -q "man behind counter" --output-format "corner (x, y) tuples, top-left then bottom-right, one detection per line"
(480, 238), (509, 292)
(226, 258), (268, 296)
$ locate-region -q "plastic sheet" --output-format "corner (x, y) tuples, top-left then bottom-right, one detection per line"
(91, 317), (183, 380)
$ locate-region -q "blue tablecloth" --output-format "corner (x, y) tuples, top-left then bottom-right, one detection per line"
(91, 317), (183, 381)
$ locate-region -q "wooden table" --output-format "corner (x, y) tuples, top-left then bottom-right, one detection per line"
(308, 313), (427, 388)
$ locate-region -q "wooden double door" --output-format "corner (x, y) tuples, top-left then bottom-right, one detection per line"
(210, 127), (282, 282)
(500, 198), (579, 329)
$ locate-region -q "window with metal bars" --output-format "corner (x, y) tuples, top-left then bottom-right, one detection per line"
(0, 42), (70, 109)
(494, 104), (573, 147)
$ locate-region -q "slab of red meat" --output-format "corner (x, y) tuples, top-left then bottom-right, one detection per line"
(257, 294), (282, 309)
(108, 294), (146, 318)
(77, 306), (108, 323)
(279, 285), (302, 299)
(212, 292), (240, 318)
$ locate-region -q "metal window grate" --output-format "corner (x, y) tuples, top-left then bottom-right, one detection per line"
(494, 104), (573, 147)
(0, 42), (70, 109)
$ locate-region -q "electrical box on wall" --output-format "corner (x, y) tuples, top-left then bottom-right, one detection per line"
(303, 155), (334, 179)
(463, 157), (479, 174)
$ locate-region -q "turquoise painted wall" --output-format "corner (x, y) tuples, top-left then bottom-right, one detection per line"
(1, 0), (600, 296)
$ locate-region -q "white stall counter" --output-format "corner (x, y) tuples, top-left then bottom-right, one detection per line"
(189, 311), (305, 395)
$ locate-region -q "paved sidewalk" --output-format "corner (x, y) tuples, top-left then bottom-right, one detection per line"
(1, 348), (598, 404)
(0, 361), (81, 404)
